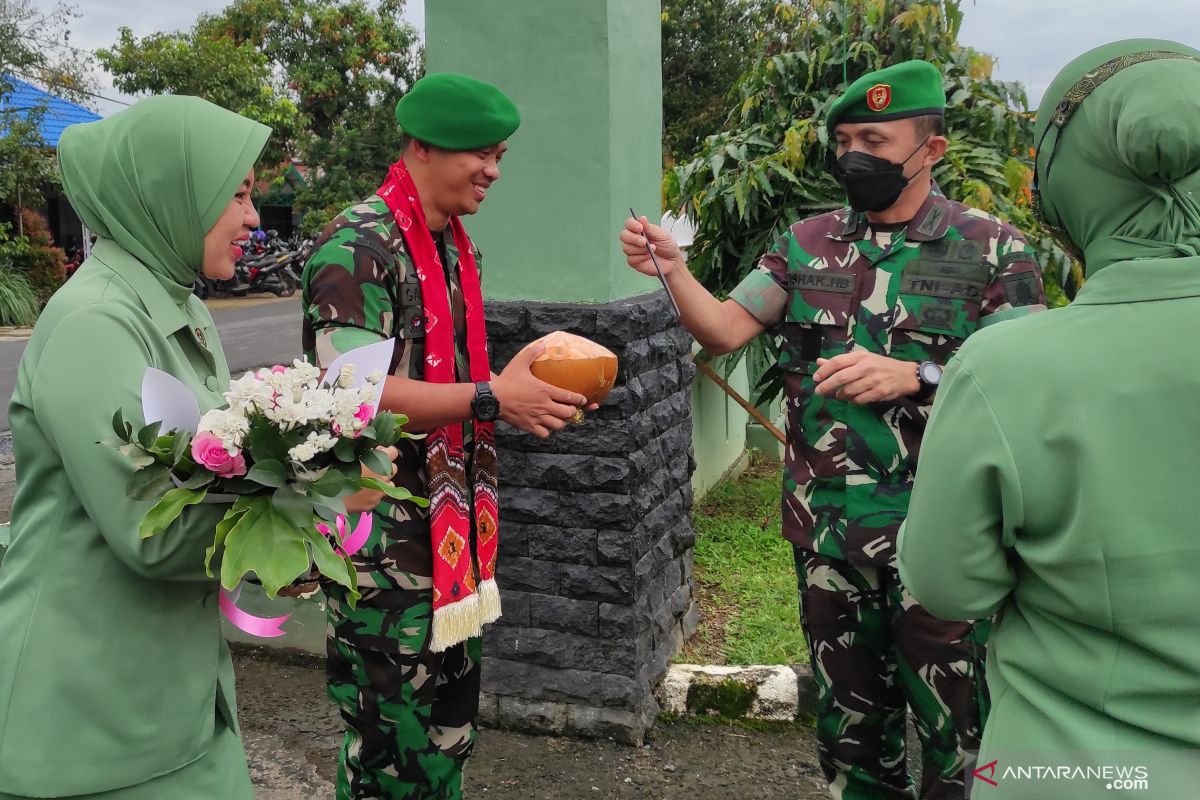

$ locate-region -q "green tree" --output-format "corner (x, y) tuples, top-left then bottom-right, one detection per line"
(99, 0), (422, 233)
(98, 27), (299, 167)
(661, 0), (795, 161)
(668, 0), (1076, 400)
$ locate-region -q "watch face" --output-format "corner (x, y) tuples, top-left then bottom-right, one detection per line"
(474, 394), (501, 422)
(919, 362), (943, 385)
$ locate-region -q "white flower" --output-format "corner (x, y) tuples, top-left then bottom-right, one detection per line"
(291, 359), (321, 386)
(288, 442), (318, 463)
(329, 391), (361, 435)
(306, 430), (338, 453)
(263, 398), (298, 428)
(225, 373), (275, 415)
(367, 369), (385, 385)
(197, 408), (250, 450)
(299, 388), (335, 423)
(262, 371), (292, 395)
(336, 364), (357, 389)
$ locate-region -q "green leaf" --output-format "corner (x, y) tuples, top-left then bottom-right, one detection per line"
(362, 448), (392, 477)
(371, 413), (397, 446)
(312, 494), (348, 521)
(136, 421), (163, 451)
(180, 470), (215, 490)
(767, 160), (801, 186)
(304, 526), (358, 601)
(205, 506), (249, 576)
(112, 409), (133, 443)
(733, 176), (748, 219)
(118, 443), (157, 469)
(139, 487), (207, 539)
(126, 465), (174, 501)
(219, 497), (312, 597)
(247, 421), (289, 464)
(356, 476), (429, 507)
(171, 431), (193, 468)
(309, 468), (347, 497)
(246, 458), (288, 489)
(709, 151), (725, 181)
(271, 486), (315, 528)
(333, 437), (358, 463)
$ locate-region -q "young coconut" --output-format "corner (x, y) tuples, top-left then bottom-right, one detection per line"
(526, 331), (618, 409)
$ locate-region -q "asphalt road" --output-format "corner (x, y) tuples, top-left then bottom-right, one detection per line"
(0, 296), (303, 431)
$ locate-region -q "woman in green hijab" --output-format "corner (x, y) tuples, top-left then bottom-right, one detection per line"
(899, 39), (1200, 799)
(0, 96), (270, 799)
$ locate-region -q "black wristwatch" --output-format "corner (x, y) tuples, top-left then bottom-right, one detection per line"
(471, 381), (501, 422)
(915, 361), (943, 401)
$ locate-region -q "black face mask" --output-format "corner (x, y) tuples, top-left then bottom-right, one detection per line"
(832, 137), (930, 213)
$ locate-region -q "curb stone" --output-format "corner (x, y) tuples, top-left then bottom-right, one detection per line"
(656, 664), (817, 722)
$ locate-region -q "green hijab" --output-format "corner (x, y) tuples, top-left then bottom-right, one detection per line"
(1035, 39), (1200, 275)
(57, 95), (271, 301)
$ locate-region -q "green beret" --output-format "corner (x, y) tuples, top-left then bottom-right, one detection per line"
(826, 60), (945, 133)
(395, 72), (520, 150)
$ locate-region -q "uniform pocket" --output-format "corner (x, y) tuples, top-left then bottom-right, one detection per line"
(894, 253), (988, 334)
(781, 270), (857, 374)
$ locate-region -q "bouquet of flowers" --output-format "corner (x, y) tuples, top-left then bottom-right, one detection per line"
(108, 342), (421, 608)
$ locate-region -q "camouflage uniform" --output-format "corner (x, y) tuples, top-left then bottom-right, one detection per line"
(730, 187), (1046, 799)
(302, 196), (482, 800)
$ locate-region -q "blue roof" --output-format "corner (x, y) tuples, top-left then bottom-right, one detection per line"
(1, 75), (102, 147)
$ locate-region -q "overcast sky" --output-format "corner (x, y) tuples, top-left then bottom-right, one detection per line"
(45, 0), (1200, 116)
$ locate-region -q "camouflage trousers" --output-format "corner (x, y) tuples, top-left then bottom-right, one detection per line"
(325, 584), (482, 800)
(795, 548), (991, 800)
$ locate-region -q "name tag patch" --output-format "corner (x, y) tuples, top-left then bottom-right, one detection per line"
(900, 275), (984, 301)
(789, 268), (856, 294)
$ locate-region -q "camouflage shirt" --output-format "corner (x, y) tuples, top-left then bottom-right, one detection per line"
(301, 195), (479, 589)
(730, 187), (1046, 567)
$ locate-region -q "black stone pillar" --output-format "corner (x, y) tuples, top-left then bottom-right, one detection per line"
(481, 292), (697, 744)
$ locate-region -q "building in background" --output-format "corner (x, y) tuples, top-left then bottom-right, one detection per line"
(1, 75), (102, 257)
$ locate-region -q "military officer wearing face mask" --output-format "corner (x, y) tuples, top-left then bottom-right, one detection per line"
(621, 60), (1046, 799)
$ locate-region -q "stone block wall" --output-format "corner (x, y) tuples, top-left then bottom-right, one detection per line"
(481, 292), (697, 744)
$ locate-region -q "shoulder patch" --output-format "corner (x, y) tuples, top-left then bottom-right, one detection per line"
(1002, 271), (1041, 307)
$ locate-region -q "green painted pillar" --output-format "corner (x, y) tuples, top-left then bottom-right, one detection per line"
(426, 0), (663, 303)
(426, 1), (698, 747)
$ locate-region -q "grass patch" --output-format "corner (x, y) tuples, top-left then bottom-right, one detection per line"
(679, 456), (808, 666)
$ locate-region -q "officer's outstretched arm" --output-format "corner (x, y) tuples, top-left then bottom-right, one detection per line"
(620, 216), (766, 354)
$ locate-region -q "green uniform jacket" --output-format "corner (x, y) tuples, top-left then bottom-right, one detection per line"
(899, 258), (1200, 796)
(0, 240), (237, 797)
(729, 187), (1046, 567)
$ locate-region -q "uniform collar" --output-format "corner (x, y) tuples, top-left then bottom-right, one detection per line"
(1071, 257), (1200, 304)
(831, 183), (953, 243)
(90, 239), (192, 337)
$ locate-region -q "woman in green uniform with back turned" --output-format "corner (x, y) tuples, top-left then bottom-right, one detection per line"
(900, 39), (1200, 799)
(0, 95), (270, 799)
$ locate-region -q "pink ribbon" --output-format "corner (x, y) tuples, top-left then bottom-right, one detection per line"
(219, 587), (289, 638)
(318, 513), (373, 557)
(217, 514), (373, 639)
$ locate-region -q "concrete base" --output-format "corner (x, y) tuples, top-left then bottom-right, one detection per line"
(656, 663), (817, 723)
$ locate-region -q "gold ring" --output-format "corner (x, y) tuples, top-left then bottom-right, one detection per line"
(570, 409), (585, 424)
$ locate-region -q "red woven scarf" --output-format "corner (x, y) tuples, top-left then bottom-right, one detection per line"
(377, 160), (501, 652)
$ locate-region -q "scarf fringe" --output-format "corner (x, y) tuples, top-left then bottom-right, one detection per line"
(430, 594), (484, 653)
(477, 578), (502, 625)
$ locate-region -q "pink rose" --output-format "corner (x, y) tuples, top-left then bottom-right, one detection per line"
(270, 365), (287, 375)
(191, 432), (248, 478)
(354, 404), (375, 425)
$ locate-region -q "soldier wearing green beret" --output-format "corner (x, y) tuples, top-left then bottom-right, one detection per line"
(302, 72), (588, 800)
(622, 59), (1047, 799)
